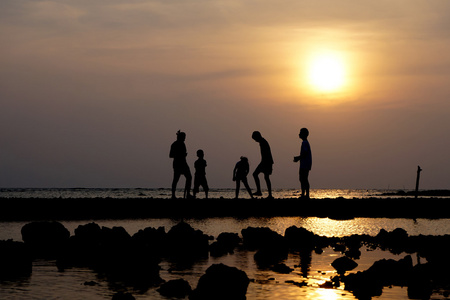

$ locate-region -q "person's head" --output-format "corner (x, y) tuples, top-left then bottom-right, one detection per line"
(299, 128), (309, 140)
(197, 149), (204, 158)
(240, 156), (248, 163)
(252, 131), (262, 142)
(176, 130), (186, 142)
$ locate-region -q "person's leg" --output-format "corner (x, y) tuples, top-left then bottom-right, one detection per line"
(300, 169), (310, 198)
(204, 179), (209, 199)
(172, 171), (181, 199)
(242, 178), (253, 199)
(235, 180), (241, 199)
(264, 173), (272, 198)
(304, 170), (310, 198)
(184, 168), (192, 199)
(253, 164), (262, 195)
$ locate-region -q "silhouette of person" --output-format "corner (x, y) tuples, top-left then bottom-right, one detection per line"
(294, 128), (312, 198)
(193, 149), (209, 199)
(233, 156), (254, 199)
(251, 131), (274, 199)
(169, 130), (192, 199)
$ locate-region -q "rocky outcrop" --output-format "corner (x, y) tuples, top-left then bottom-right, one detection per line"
(166, 222), (210, 260)
(0, 240), (32, 279)
(209, 232), (241, 257)
(21, 221), (70, 258)
(241, 227), (288, 268)
(157, 279), (192, 298)
(190, 264), (249, 300)
(343, 255), (413, 299)
(331, 256), (358, 275)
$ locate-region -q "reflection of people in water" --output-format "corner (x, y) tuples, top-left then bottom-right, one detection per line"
(251, 131), (274, 199)
(294, 128), (312, 199)
(193, 149), (209, 199)
(233, 156), (254, 199)
(169, 130), (192, 199)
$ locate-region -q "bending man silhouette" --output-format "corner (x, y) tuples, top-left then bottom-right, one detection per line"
(169, 130), (192, 199)
(252, 131), (274, 199)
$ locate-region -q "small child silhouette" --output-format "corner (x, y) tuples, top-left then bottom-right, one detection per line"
(294, 128), (312, 199)
(193, 149), (209, 199)
(233, 156), (254, 199)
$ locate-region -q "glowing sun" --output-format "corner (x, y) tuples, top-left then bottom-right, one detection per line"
(308, 52), (346, 92)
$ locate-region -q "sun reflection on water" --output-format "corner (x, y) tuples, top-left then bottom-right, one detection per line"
(313, 287), (344, 300)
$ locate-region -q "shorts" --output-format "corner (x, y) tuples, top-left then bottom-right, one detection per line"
(254, 162), (273, 175)
(299, 168), (310, 182)
(173, 161), (191, 176)
(193, 175), (209, 193)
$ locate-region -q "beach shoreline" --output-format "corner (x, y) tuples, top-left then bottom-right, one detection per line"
(0, 197), (448, 221)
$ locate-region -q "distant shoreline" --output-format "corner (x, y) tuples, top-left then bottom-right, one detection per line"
(0, 197), (448, 221)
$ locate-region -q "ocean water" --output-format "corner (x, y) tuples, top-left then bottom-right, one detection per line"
(1, 187), (446, 199)
(0, 188), (449, 300)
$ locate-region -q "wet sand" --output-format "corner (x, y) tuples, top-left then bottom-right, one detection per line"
(0, 197), (448, 221)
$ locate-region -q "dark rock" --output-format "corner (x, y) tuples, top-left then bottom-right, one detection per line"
(74, 222), (102, 244)
(58, 223), (163, 291)
(284, 226), (316, 250)
(190, 264), (249, 300)
(21, 221), (70, 258)
(57, 224), (102, 270)
(166, 222), (210, 260)
(345, 248), (361, 260)
(157, 279), (192, 298)
(241, 227), (282, 250)
(254, 239), (288, 268)
(285, 280), (307, 287)
(241, 227), (288, 268)
(217, 232), (241, 248)
(343, 270), (383, 299)
(271, 263), (293, 274)
(100, 226), (131, 246)
(331, 256), (358, 275)
(209, 232), (241, 257)
(319, 281), (334, 288)
(111, 292), (135, 300)
(367, 255), (413, 286)
(343, 255), (413, 299)
(209, 242), (228, 257)
(342, 234), (364, 259)
(407, 264), (432, 300)
(0, 240), (32, 279)
(376, 228), (409, 254)
(131, 227), (166, 247)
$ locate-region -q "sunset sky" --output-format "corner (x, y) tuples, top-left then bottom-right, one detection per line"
(1, 0), (449, 190)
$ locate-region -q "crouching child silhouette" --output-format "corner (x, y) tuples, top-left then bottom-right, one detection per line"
(193, 149), (209, 199)
(233, 156), (254, 199)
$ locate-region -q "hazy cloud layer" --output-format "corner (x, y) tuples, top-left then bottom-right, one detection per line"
(1, 0), (449, 189)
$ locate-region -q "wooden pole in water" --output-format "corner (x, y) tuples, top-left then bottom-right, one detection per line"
(415, 166), (422, 199)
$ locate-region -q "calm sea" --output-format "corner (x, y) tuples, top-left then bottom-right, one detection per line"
(1, 188), (449, 300)
(0, 187), (444, 199)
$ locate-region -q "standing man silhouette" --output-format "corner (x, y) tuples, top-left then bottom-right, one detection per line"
(294, 128), (312, 198)
(252, 131), (274, 199)
(169, 130), (192, 199)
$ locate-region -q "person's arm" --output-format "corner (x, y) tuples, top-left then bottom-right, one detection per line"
(294, 143), (304, 162)
(169, 144), (174, 158)
(233, 165), (237, 181)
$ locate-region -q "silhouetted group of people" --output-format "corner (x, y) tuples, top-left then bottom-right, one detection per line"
(170, 129), (312, 199)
